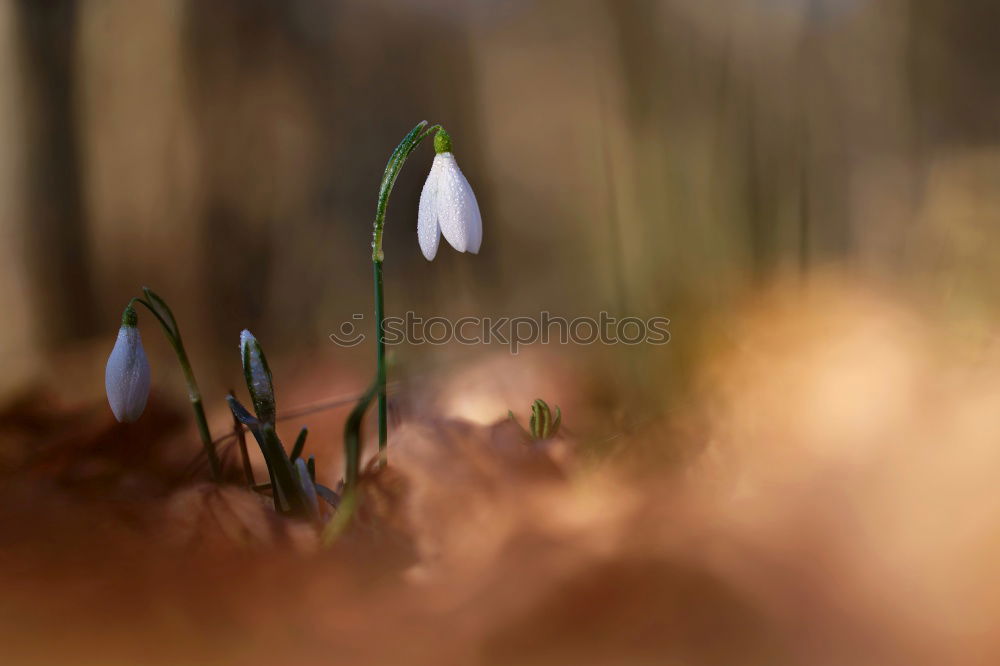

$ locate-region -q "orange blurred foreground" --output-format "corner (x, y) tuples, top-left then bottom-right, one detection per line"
(1, 278), (999, 666)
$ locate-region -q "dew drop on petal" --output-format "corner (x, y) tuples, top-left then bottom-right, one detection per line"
(464, 174), (483, 254)
(418, 157), (443, 260)
(436, 154), (471, 253)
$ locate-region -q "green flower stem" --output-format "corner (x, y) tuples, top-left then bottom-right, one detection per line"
(128, 295), (222, 480)
(373, 259), (388, 456)
(370, 121), (442, 459)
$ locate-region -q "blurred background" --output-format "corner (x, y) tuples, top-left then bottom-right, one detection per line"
(0, 0), (998, 417)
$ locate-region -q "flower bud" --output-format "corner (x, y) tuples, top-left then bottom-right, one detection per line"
(510, 398), (562, 441)
(105, 305), (151, 423)
(529, 399), (561, 439)
(240, 329), (276, 425)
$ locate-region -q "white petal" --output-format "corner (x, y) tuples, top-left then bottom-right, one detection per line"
(417, 155), (443, 260)
(435, 153), (477, 253)
(105, 326), (151, 423)
(464, 175), (483, 254)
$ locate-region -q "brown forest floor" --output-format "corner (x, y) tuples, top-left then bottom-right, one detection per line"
(2, 281), (1000, 666)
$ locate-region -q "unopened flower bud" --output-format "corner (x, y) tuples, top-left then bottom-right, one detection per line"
(240, 329), (276, 425)
(105, 305), (151, 423)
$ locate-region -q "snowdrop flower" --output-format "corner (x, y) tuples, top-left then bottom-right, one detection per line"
(105, 305), (151, 423)
(417, 129), (483, 260)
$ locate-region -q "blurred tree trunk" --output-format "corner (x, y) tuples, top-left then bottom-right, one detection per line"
(15, 0), (94, 345)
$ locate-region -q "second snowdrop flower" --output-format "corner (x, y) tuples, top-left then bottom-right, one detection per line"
(418, 129), (483, 260)
(102, 288), (222, 478)
(105, 304), (151, 423)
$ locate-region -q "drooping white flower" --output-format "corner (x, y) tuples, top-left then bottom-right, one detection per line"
(418, 130), (482, 260)
(105, 305), (151, 423)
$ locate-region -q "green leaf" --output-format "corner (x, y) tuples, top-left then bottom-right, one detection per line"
(344, 376), (380, 491)
(227, 394), (262, 440)
(532, 399), (551, 438)
(141, 287), (179, 338)
(290, 427), (308, 462)
(227, 395), (308, 517)
(314, 483), (340, 508)
(294, 458), (320, 520)
(260, 424), (308, 517)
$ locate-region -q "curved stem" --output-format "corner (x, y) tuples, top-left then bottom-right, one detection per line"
(129, 296), (222, 480)
(370, 121), (440, 459)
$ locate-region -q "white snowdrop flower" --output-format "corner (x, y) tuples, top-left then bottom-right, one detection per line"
(105, 305), (151, 423)
(417, 129), (483, 260)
